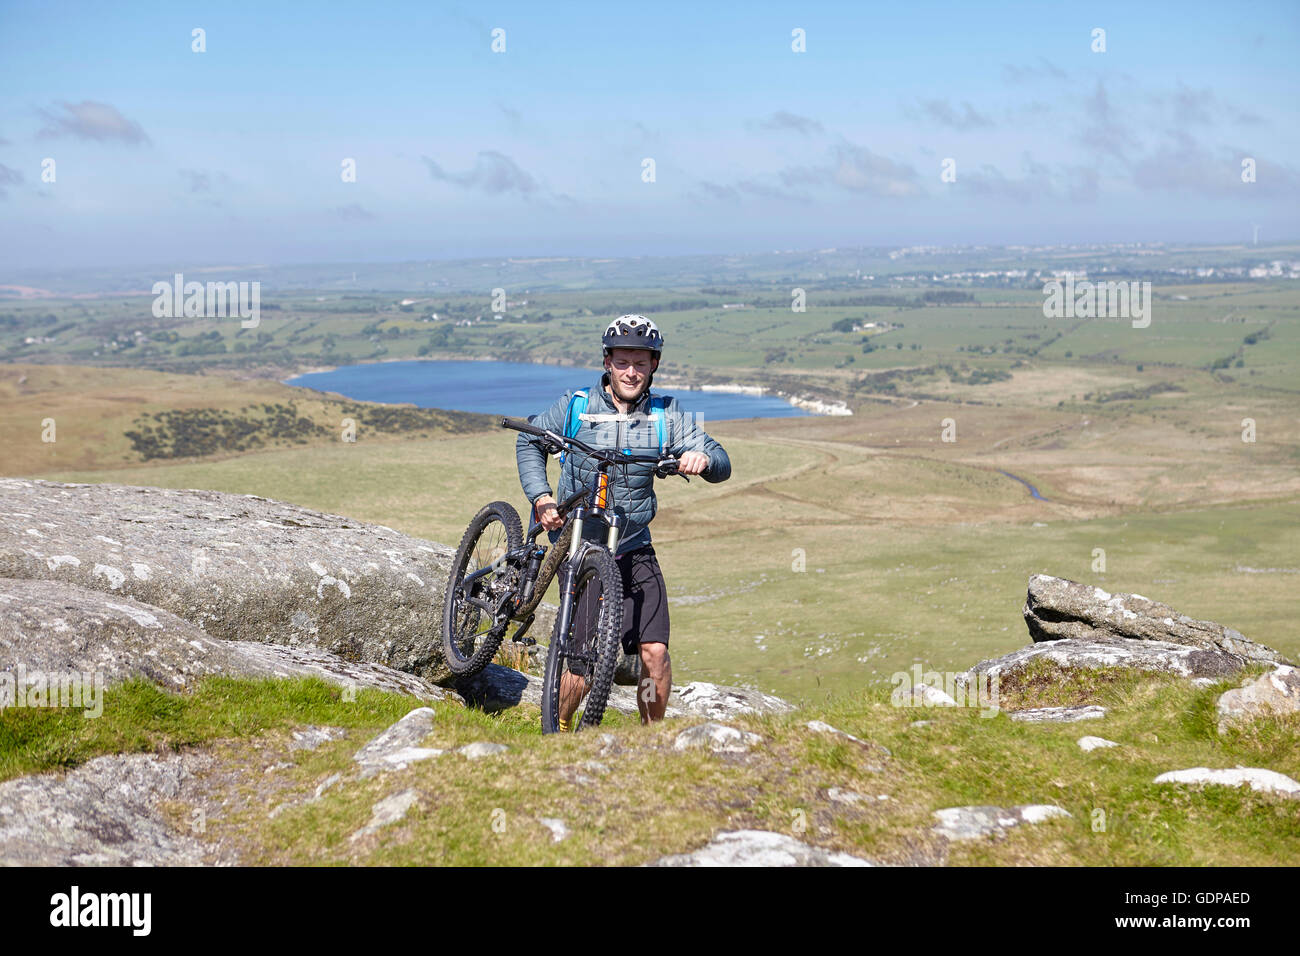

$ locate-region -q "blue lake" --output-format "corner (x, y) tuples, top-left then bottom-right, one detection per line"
(284, 360), (811, 420)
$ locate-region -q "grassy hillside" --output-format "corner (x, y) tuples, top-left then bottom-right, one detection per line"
(32, 384), (1300, 701)
(3, 668), (1295, 866)
(0, 363), (492, 475)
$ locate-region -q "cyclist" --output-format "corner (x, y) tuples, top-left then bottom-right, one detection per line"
(516, 315), (731, 726)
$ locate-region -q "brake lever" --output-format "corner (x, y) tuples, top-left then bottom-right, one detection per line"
(655, 458), (690, 482)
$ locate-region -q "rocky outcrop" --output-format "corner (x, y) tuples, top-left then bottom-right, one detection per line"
(538, 817), (569, 842)
(965, 636), (1253, 684)
(0, 576), (253, 695)
(290, 726), (345, 751)
(1216, 665), (1300, 734)
(0, 751), (218, 866)
(457, 742), (509, 759)
(1022, 574), (1286, 666)
(932, 804), (1072, 841)
(224, 641), (456, 700)
(1, 480), (792, 718)
(0, 570), (791, 723)
(1153, 767), (1300, 798)
(353, 708), (442, 778)
(1009, 705), (1107, 723)
(351, 789), (421, 842)
(896, 683), (957, 707)
(0, 577), (455, 703)
(673, 722), (763, 753)
(807, 720), (877, 750)
(648, 830), (875, 866)
(672, 681), (795, 719)
(0, 478), (459, 681)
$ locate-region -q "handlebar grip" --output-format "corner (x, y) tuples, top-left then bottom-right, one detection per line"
(501, 417), (548, 439)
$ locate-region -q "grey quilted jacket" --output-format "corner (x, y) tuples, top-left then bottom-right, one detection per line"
(516, 371), (732, 556)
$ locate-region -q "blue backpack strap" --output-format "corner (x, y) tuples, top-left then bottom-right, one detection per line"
(559, 389), (587, 463)
(649, 395), (668, 455)
(622, 394), (668, 455)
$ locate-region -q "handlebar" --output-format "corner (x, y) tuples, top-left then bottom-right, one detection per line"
(501, 416), (688, 480)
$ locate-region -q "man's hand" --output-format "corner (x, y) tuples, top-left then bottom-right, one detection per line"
(677, 451), (710, 476)
(534, 494), (564, 531)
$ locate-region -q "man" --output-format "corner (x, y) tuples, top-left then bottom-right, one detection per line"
(516, 314), (731, 726)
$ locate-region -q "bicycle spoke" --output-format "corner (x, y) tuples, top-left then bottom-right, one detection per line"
(566, 566), (602, 679)
(454, 520), (510, 653)
(443, 501), (523, 678)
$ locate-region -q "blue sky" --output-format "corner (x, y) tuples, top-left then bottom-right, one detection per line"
(1, 0), (1297, 270)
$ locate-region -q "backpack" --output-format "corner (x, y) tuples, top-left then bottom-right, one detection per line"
(559, 388), (667, 462)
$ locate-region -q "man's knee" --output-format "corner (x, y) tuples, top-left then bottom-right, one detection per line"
(639, 642), (670, 675)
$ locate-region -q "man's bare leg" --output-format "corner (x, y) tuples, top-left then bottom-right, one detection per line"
(557, 670), (588, 727)
(637, 643), (671, 724)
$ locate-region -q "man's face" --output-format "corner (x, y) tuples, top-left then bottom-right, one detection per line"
(604, 347), (658, 401)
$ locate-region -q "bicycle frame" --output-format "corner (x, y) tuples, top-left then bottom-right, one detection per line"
(545, 471), (626, 673)
(492, 415), (679, 666)
(449, 465), (620, 655)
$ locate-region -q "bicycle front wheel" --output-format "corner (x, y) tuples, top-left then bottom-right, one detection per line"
(540, 546), (624, 734)
(442, 501), (523, 677)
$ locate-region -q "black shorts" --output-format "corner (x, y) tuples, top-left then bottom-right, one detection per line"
(569, 545), (669, 669)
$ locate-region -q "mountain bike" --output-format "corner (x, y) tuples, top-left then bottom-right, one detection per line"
(441, 416), (685, 732)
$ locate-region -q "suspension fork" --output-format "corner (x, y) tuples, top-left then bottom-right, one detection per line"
(552, 540), (584, 657)
(557, 468), (623, 641)
(573, 469), (621, 557)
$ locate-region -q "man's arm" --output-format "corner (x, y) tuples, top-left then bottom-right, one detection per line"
(516, 390), (574, 505)
(666, 398), (731, 483)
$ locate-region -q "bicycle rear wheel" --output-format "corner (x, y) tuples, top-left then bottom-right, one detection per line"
(540, 545), (623, 733)
(442, 501), (523, 677)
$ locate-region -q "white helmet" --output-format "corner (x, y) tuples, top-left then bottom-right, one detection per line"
(602, 314), (664, 354)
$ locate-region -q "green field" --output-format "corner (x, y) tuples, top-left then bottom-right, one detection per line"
(32, 400), (1300, 703)
(5, 247), (1299, 703)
